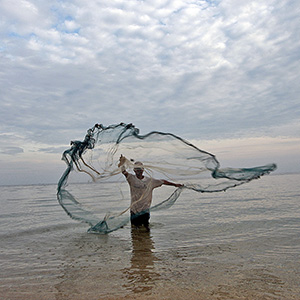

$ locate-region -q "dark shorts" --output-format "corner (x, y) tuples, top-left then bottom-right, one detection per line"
(130, 211), (150, 228)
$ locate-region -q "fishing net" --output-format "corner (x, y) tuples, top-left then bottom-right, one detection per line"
(57, 123), (276, 233)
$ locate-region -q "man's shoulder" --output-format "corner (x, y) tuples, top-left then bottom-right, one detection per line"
(126, 173), (133, 179)
(126, 173), (136, 182)
(144, 176), (163, 184)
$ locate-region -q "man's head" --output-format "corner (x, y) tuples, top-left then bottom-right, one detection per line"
(133, 161), (144, 177)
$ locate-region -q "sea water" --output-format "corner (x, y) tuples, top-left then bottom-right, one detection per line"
(0, 174), (299, 299)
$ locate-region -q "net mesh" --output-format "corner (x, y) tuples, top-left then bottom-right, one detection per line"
(57, 123), (277, 233)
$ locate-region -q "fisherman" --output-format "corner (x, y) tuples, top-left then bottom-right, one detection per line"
(119, 155), (182, 230)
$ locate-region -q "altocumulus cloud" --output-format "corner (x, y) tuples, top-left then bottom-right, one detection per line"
(0, 0), (300, 184)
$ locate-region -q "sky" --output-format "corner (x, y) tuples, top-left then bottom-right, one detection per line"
(0, 0), (299, 185)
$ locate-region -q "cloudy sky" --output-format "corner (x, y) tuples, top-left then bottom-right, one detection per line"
(1, 0), (299, 185)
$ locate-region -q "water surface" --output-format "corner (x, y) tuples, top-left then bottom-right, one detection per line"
(0, 174), (299, 299)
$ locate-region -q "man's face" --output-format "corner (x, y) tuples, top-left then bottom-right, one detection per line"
(134, 168), (144, 177)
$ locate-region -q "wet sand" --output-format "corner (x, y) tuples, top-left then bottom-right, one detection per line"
(1, 226), (299, 300)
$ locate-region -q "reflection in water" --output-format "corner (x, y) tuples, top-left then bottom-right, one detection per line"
(122, 228), (160, 293)
(54, 233), (128, 300)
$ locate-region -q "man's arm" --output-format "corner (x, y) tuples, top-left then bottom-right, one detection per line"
(118, 155), (129, 178)
(162, 180), (183, 188)
(121, 168), (129, 178)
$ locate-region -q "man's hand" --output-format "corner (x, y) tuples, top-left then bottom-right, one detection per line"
(118, 155), (128, 176)
(118, 155), (126, 167)
(175, 183), (184, 188)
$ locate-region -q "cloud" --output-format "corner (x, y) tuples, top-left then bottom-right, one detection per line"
(0, 0), (300, 183)
(0, 146), (24, 155)
(37, 146), (69, 154)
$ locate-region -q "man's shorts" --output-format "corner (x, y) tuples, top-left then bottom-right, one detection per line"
(130, 211), (150, 228)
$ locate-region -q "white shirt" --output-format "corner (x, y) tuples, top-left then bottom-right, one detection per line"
(126, 173), (163, 214)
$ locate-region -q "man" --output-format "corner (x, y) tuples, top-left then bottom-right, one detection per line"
(119, 155), (182, 230)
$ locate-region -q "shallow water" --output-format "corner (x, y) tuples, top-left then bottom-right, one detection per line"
(0, 174), (300, 299)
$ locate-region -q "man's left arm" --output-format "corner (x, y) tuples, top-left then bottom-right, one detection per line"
(162, 180), (183, 188)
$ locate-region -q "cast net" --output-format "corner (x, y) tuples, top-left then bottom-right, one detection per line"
(57, 123), (276, 233)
